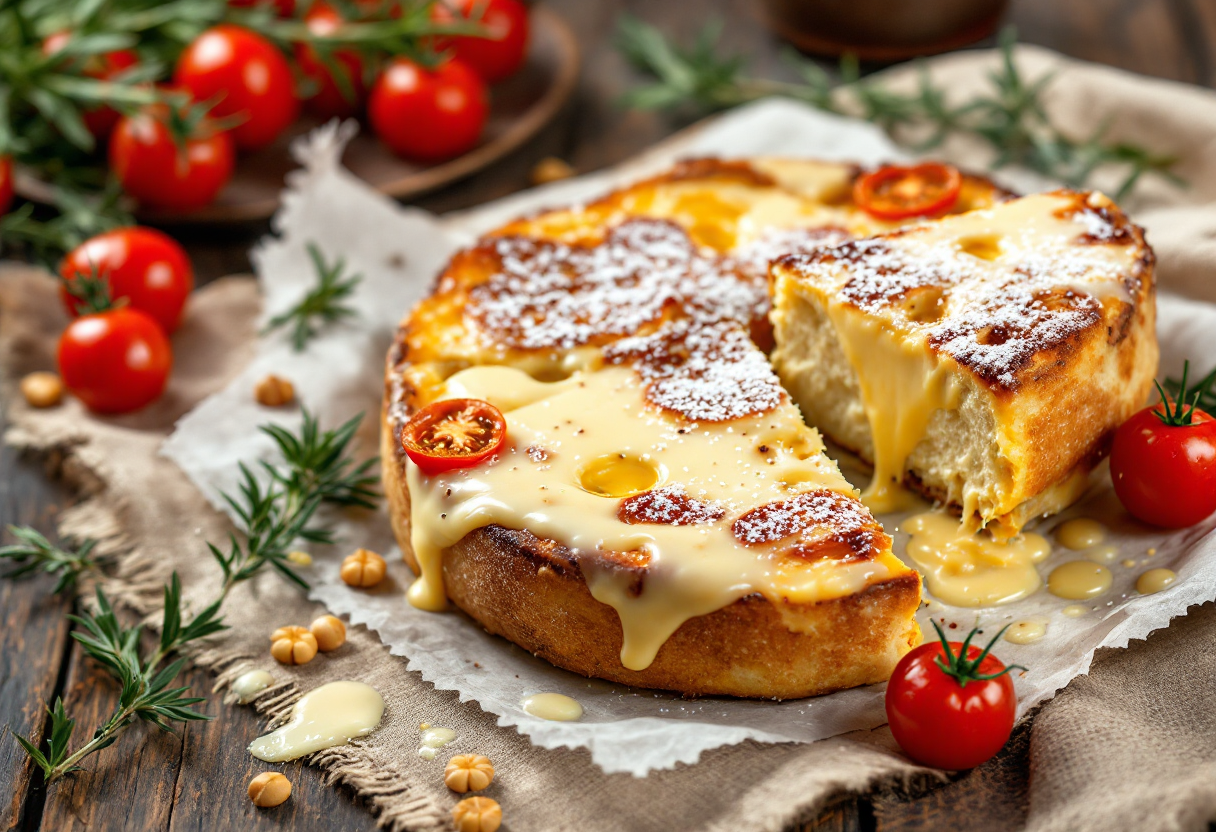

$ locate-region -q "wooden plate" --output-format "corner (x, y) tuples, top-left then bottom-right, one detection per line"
(17, 6), (579, 225)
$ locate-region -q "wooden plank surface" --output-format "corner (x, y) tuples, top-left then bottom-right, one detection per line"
(4, 1), (1216, 830)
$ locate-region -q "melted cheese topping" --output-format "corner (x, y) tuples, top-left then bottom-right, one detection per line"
(407, 364), (898, 670)
(902, 512), (1050, 607)
(825, 308), (961, 513)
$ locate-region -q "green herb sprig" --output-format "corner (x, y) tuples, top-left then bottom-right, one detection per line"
(616, 19), (1182, 200)
(0, 526), (102, 594)
(6, 410), (379, 785)
(262, 243), (362, 352)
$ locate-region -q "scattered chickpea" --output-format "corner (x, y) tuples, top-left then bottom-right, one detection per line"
(21, 372), (64, 408)
(248, 772), (292, 808)
(340, 548), (387, 588)
(451, 796), (502, 832)
(270, 625), (318, 665)
(445, 754), (495, 793)
(530, 156), (575, 186)
(255, 375), (295, 407)
(309, 614), (347, 652)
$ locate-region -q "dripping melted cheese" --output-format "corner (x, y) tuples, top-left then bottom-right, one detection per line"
(407, 364), (901, 670)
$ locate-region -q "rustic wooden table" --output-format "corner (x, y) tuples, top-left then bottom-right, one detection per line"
(3, 0), (1214, 829)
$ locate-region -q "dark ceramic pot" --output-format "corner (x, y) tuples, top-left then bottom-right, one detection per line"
(758, 0), (1010, 61)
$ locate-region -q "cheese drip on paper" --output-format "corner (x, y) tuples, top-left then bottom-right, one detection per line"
(407, 364), (900, 671)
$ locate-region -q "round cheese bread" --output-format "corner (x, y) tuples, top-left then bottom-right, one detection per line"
(382, 158), (1021, 699)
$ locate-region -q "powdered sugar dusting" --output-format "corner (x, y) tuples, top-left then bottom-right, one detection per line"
(604, 320), (787, 421)
(733, 490), (872, 545)
(617, 485), (725, 526)
(466, 220), (769, 352)
(462, 220), (838, 421)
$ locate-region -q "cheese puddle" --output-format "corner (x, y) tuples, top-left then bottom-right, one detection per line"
(1047, 561), (1112, 600)
(1004, 620), (1047, 644)
(1136, 568), (1176, 595)
(521, 692), (583, 721)
(407, 365), (895, 670)
(825, 307), (960, 514)
(232, 669), (273, 704)
(418, 725), (456, 760)
(902, 512), (1050, 607)
(1055, 518), (1106, 550)
(249, 681), (384, 762)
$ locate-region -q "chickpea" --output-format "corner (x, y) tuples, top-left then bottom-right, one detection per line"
(309, 614), (346, 652)
(248, 772), (292, 808)
(270, 625), (318, 665)
(451, 796), (502, 832)
(445, 754), (495, 793)
(255, 375), (295, 407)
(21, 372), (64, 408)
(340, 548), (386, 588)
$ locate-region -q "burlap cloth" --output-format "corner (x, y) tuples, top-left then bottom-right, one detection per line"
(5, 45), (1216, 831)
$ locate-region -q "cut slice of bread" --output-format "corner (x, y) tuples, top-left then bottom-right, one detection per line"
(770, 190), (1157, 536)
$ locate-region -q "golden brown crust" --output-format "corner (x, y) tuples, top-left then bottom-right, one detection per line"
(381, 412), (922, 699)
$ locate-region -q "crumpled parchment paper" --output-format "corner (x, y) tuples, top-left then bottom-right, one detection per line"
(162, 100), (1216, 776)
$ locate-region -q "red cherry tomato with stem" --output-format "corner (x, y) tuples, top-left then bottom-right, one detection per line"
(109, 105), (235, 211)
(431, 0), (529, 84)
(174, 25), (299, 151)
(58, 307), (173, 414)
(401, 398), (507, 476)
(1111, 366), (1216, 528)
(295, 2), (366, 120)
(885, 622), (1021, 770)
(854, 162), (962, 221)
(368, 57), (487, 163)
(60, 228), (194, 333)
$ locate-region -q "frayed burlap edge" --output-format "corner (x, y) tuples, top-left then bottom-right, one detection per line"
(1, 268), (450, 832)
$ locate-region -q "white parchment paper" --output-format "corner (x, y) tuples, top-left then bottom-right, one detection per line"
(163, 100), (1216, 776)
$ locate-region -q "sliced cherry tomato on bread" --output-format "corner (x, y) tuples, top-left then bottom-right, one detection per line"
(1111, 365), (1216, 528)
(854, 162), (962, 221)
(886, 622), (1021, 770)
(402, 398), (506, 475)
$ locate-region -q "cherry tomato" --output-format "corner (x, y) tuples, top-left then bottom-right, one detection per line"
(431, 0), (529, 84)
(226, 0), (296, 18)
(174, 25), (299, 151)
(58, 307), (173, 414)
(109, 106), (235, 211)
(43, 32), (139, 141)
(886, 623), (1019, 770)
(60, 228), (194, 333)
(854, 162), (962, 221)
(1111, 395), (1216, 528)
(401, 398), (506, 475)
(295, 2), (366, 120)
(368, 57), (487, 163)
(0, 156), (12, 215)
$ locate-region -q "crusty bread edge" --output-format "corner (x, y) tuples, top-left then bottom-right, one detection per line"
(381, 398), (922, 699)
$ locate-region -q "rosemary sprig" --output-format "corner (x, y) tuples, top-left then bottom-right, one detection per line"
(9, 410), (380, 785)
(262, 243), (362, 352)
(0, 526), (102, 595)
(616, 19), (1182, 199)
